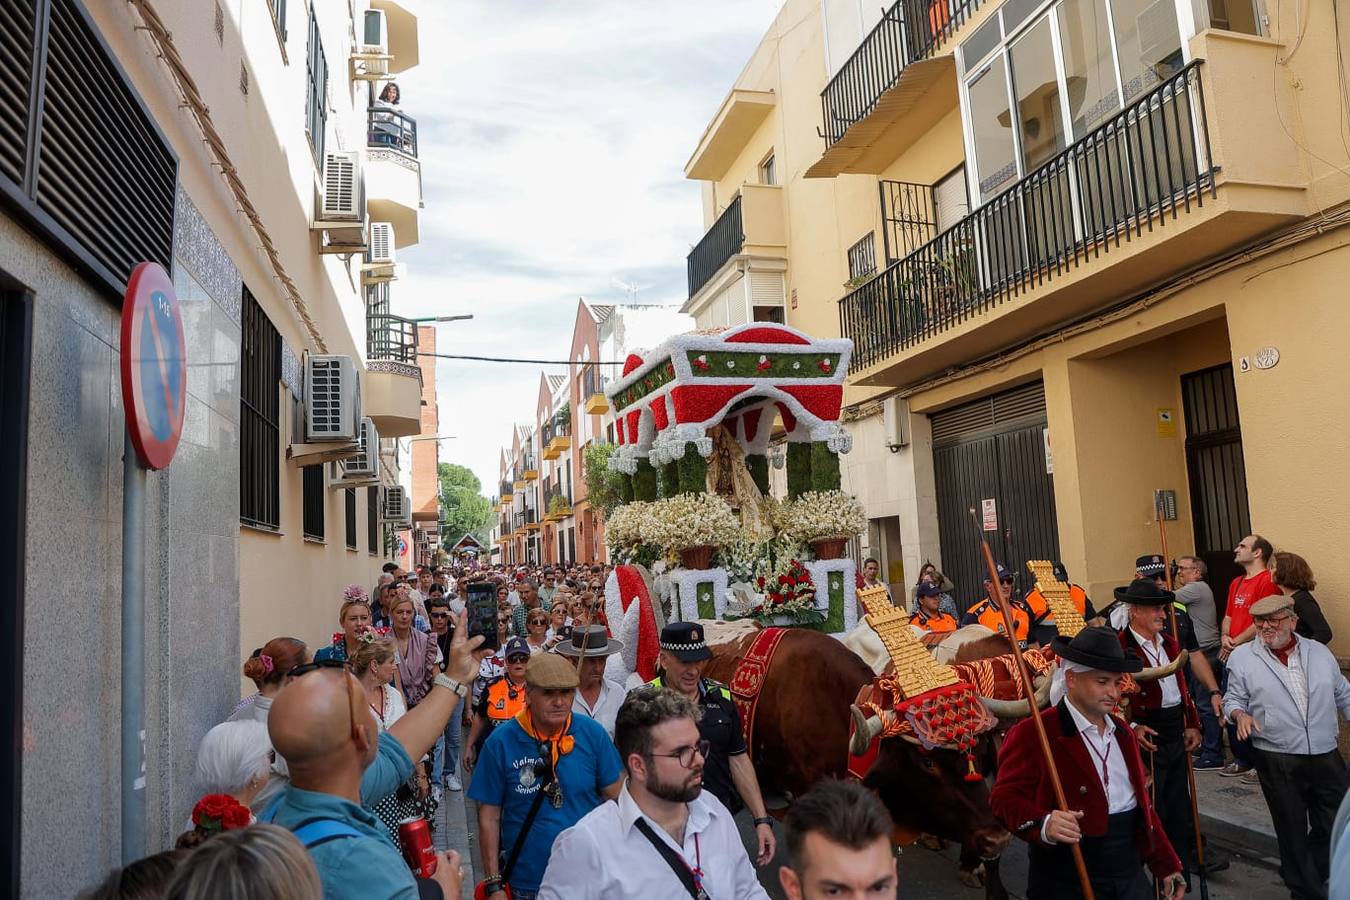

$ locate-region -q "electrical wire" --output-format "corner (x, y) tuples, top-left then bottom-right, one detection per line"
(418, 352), (628, 366)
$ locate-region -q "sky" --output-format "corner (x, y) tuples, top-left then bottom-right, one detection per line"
(391, 1), (784, 495)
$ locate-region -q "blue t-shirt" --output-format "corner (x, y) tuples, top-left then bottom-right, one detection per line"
(467, 714), (622, 892)
(268, 732), (417, 900)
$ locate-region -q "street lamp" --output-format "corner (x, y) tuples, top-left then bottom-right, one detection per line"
(408, 314), (473, 324)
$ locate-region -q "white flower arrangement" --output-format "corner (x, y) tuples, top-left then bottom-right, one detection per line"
(645, 492), (742, 553)
(776, 490), (866, 543)
(604, 501), (654, 550)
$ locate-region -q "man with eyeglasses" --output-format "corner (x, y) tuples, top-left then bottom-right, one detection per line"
(961, 562), (1034, 649)
(538, 686), (769, 899)
(263, 610), (486, 900)
(1224, 594), (1350, 899)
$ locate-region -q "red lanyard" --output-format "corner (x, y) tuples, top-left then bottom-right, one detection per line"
(1083, 731), (1112, 796)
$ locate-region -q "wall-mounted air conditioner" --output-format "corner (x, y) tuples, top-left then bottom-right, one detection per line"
(341, 417), (380, 477)
(382, 485), (411, 526)
(369, 222), (396, 265)
(362, 10), (389, 54)
(883, 395), (910, 451)
(305, 355), (361, 443)
(351, 10), (391, 80)
(321, 151), (363, 222)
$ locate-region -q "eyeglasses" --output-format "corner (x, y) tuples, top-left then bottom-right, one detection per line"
(506, 654), (531, 664)
(429, 612), (450, 620)
(650, 739), (710, 769)
(1255, 614), (1293, 627)
(285, 659), (364, 742)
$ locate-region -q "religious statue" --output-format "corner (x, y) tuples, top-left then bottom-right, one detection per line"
(706, 424), (773, 539)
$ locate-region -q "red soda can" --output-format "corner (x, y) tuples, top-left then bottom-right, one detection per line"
(398, 816), (438, 877)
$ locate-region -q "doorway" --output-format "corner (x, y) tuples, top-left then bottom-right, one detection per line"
(1181, 363), (1250, 599)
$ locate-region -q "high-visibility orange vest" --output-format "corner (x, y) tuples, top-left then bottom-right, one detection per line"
(484, 677), (526, 724)
(1025, 586), (1089, 621)
(965, 598), (1030, 643)
(909, 609), (959, 635)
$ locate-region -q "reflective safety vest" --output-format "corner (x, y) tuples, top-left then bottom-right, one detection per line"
(965, 598), (1030, 643)
(647, 676), (733, 702)
(1025, 585), (1090, 622)
(909, 609), (959, 635)
(484, 676), (526, 723)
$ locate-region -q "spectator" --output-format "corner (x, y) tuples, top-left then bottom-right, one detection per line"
(539, 569), (558, 605)
(1269, 551), (1333, 644)
(162, 824), (322, 900)
(546, 601), (571, 642)
(513, 580), (541, 637)
(779, 780), (897, 900)
(349, 636), (427, 849)
(391, 595), (438, 708)
(263, 611), (481, 899)
(78, 849), (190, 900)
(468, 652), (623, 900)
(523, 607), (551, 654)
(465, 636), (531, 770)
(859, 557), (891, 602)
(372, 580), (401, 630)
(558, 625), (626, 738)
(1224, 594), (1350, 899)
(231, 638), (309, 725)
(1174, 556), (1225, 771)
(538, 687), (767, 899)
(1220, 534), (1280, 779)
(189, 721), (277, 827)
(569, 595), (592, 629)
(314, 599), (373, 665)
(426, 597), (465, 793)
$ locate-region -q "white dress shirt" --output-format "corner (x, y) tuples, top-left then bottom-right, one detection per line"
(572, 677), (626, 738)
(538, 783), (769, 900)
(1043, 699), (1137, 843)
(1130, 628), (1181, 708)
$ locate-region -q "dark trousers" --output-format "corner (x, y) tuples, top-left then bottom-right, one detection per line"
(1028, 810), (1150, 900)
(1191, 648), (1224, 763)
(1137, 706), (1194, 878)
(1250, 748), (1348, 900)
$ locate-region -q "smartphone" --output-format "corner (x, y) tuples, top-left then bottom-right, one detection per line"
(465, 583), (500, 652)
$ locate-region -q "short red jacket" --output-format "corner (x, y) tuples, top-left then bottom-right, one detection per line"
(990, 700), (1182, 881)
(1117, 629), (1201, 730)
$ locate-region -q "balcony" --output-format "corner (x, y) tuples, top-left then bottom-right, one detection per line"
(513, 508), (538, 535)
(805, 0), (980, 178)
(544, 486), (573, 522)
(522, 454), (539, 481)
(581, 365), (608, 415)
(366, 107), (421, 248)
(370, 0), (419, 73)
(685, 184), (786, 306)
(841, 48), (1308, 387)
(540, 417), (571, 460)
(685, 89), (777, 181)
(364, 313), (422, 437)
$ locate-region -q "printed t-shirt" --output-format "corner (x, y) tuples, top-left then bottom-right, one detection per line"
(1227, 570), (1279, 638)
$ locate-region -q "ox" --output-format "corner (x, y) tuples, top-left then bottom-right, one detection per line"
(703, 627), (1013, 900)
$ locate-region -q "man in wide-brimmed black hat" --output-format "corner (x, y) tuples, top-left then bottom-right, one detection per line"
(991, 626), (1184, 900)
(557, 625), (626, 738)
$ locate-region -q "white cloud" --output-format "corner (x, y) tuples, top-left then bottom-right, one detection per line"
(390, 1), (782, 492)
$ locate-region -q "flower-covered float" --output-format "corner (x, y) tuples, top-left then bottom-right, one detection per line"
(602, 322), (865, 634)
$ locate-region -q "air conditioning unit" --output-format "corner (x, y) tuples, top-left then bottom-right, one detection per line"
(321, 151), (363, 222)
(369, 222), (396, 265)
(882, 395), (910, 451)
(351, 10), (390, 80)
(342, 417), (380, 476)
(382, 485), (411, 526)
(361, 10), (388, 54)
(305, 355), (361, 442)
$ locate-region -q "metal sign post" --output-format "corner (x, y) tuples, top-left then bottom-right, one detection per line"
(117, 262), (186, 862)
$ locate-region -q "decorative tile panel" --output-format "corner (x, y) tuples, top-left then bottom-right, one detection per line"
(173, 187), (241, 326)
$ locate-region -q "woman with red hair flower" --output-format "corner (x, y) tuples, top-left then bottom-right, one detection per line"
(178, 721), (276, 844)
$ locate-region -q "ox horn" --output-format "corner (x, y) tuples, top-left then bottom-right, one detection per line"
(1134, 649), (1189, 683)
(849, 705), (885, 756)
(979, 673), (1052, 719)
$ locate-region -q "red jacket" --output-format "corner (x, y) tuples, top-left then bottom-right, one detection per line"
(990, 701), (1181, 881)
(1117, 630), (1201, 731)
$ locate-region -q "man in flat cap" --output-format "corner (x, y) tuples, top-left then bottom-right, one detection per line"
(641, 621), (777, 865)
(1224, 594), (1350, 900)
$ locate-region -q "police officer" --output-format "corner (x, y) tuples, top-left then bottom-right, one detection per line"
(642, 621), (777, 865)
(962, 562), (1034, 648)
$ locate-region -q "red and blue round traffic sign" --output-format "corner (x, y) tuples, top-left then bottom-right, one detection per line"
(120, 262), (186, 471)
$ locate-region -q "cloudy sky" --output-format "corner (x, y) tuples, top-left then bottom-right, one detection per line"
(391, 1), (783, 494)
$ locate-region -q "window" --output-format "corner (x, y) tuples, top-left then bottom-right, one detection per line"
(367, 486), (379, 553)
(268, 0), (287, 40)
(302, 465), (325, 540)
(305, 8), (327, 161)
(240, 287), (281, 529)
(345, 488), (357, 549)
(847, 233), (877, 281)
(758, 153), (777, 186)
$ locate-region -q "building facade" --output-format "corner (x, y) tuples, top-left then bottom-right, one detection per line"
(0, 0), (428, 893)
(685, 0), (1350, 628)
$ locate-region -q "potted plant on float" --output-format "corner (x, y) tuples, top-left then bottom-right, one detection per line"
(648, 492), (742, 570)
(776, 490), (866, 560)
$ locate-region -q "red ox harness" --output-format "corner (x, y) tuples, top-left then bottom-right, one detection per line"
(728, 627), (788, 753)
(848, 678), (996, 784)
(948, 647), (1056, 700)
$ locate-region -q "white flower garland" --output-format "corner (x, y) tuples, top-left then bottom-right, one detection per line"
(671, 567), (729, 622)
(804, 559), (858, 634)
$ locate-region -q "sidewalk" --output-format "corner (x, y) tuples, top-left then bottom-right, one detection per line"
(434, 784), (475, 900)
(1194, 766), (1280, 865)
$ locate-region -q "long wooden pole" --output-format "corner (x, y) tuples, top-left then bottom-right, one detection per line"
(969, 510), (1094, 900)
(1156, 501), (1210, 900)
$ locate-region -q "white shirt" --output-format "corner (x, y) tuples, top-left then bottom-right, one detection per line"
(538, 784), (769, 900)
(1043, 699), (1137, 842)
(1129, 628), (1181, 708)
(572, 678), (626, 738)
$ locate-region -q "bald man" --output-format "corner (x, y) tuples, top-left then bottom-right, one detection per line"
(265, 610), (485, 899)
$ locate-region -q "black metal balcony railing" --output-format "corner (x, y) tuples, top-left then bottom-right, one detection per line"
(541, 417), (570, 447)
(881, 180), (938, 264)
(820, 0), (984, 149)
(545, 486), (572, 514)
(499, 480), (513, 498)
(686, 194), (744, 299)
(841, 63), (1213, 370)
(513, 508), (538, 530)
(367, 107), (419, 157)
(367, 313), (418, 365)
(581, 364), (605, 399)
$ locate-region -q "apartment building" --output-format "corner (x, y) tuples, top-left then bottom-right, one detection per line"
(409, 323), (442, 568)
(0, 0), (427, 893)
(498, 425), (539, 566)
(685, 0), (1350, 629)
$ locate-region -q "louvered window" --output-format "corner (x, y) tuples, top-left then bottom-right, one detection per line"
(305, 8), (327, 162)
(930, 381), (1047, 445)
(240, 287), (281, 529)
(0, 0), (176, 297)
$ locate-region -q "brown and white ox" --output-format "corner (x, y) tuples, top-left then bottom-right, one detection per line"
(703, 627), (1015, 900)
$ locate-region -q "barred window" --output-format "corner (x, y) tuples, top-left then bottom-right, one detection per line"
(847, 232), (877, 281)
(345, 488), (357, 549)
(304, 8), (327, 161)
(367, 486), (379, 553)
(302, 465), (324, 540)
(240, 287), (281, 529)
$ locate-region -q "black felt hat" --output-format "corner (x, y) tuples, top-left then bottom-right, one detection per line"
(1113, 579), (1175, 606)
(1052, 626), (1144, 673)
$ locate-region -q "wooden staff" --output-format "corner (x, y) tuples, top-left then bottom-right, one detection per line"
(969, 510), (1094, 900)
(1156, 498), (1210, 900)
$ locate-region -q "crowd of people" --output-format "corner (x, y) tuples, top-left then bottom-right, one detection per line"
(76, 538), (1350, 900)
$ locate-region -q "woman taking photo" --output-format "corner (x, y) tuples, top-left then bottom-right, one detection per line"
(391, 595), (438, 707)
(349, 637), (427, 849)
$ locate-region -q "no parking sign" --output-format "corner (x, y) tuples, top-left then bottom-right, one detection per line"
(119, 262), (186, 470)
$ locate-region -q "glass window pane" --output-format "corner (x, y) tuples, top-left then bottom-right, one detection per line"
(1004, 0), (1049, 32)
(968, 62), (1018, 200)
(1058, 0), (1121, 135)
(1110, 0), (1183, 103)
(961, 16), (1003, 71)
(1009, 18), (1066, 171)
